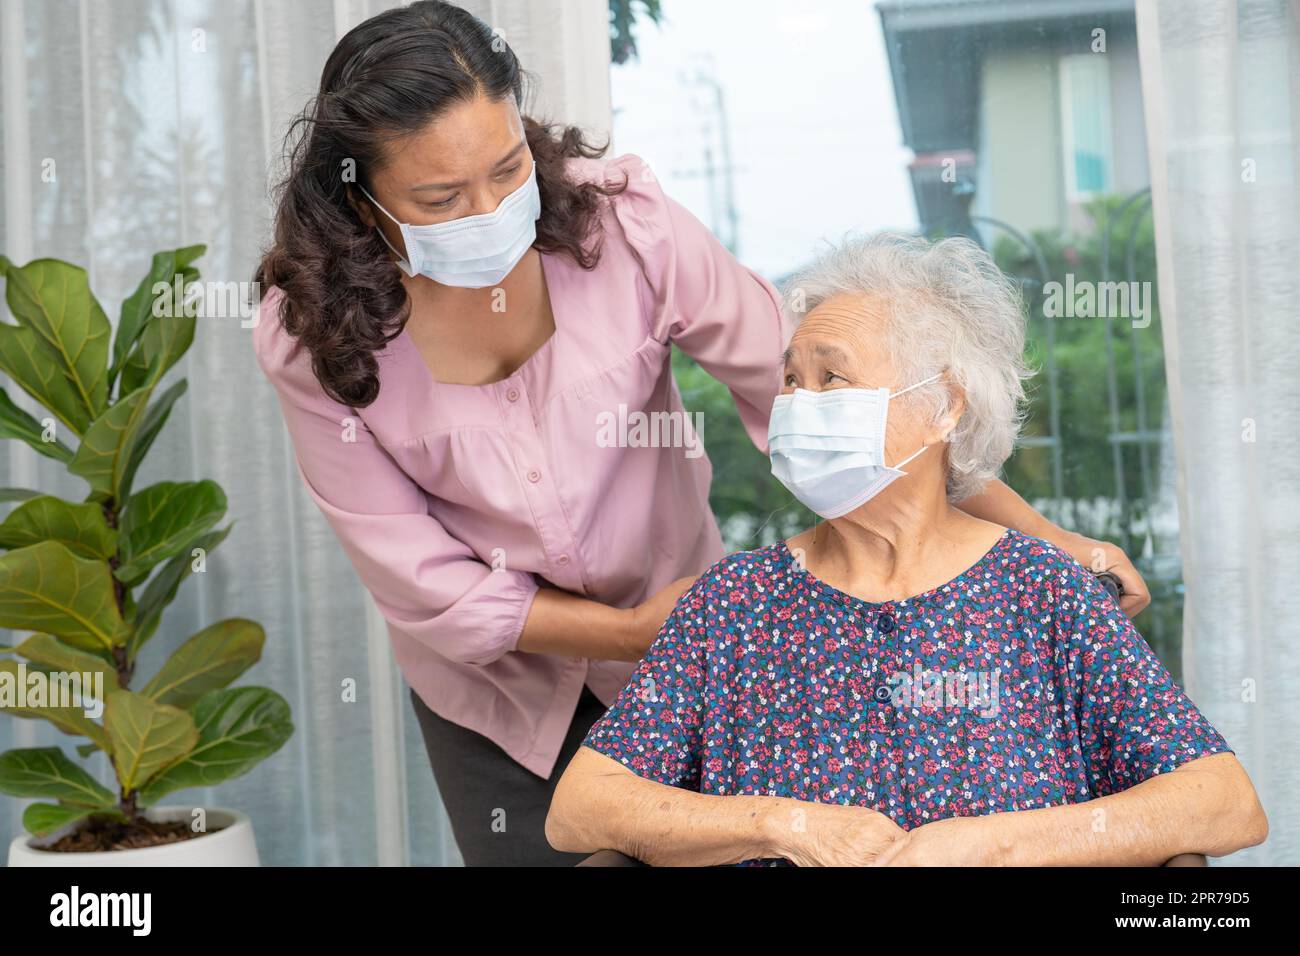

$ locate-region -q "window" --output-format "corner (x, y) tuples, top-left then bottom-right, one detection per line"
(1060, 53), (1115, 200)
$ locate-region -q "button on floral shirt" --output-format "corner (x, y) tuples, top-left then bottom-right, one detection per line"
(582, 529), (1232, 865)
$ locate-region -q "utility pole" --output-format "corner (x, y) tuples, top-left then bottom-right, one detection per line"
(672, 54), (742, 256)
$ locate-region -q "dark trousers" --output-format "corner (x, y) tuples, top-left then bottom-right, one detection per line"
(409, 683), (608, 866)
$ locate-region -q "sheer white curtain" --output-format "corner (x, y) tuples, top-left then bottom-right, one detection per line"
(0, 0), (611, 866)
(1138, 0), (1298, 865)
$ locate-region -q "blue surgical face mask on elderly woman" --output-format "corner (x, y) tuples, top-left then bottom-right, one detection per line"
(768, 373), (945, 519)
(356, 160), (542, 288)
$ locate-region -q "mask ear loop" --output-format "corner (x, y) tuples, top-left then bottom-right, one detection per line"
(885, 372), (945, 469)
(887, 371), (944, 400)
(355, 183), (416, 275)
(889, 442), (931, 470)
(356, 182), (400, 225)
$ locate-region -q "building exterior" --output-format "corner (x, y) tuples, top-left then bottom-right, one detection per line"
(877, 0), (1149, 237)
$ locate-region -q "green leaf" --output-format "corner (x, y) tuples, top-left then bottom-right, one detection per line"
(23, 801), (125, 837)
(0, 541), (123, 651)
(119, 378), (186, 501)
(118, 284), (197, 397)
(0, 256), (109, 427)
(112, 245), (205, 382)
(141, 618), (263, 709)
(0, 387), (74, 462)
(0, 495), (118, 559)
(67, 386), (153, 503)
(0, 487), (42, 503)
(128, 523), (231, 659)
(103, 690), (199, 795)
(115, 480), (226, 586)
(0, 659), (113, 752)
(14, 633), (119, 691)
(119, 319), (194, 398)
(0, 747), (118, 807)
(0, 323), (93, 436)
(137, 687), (292, 805)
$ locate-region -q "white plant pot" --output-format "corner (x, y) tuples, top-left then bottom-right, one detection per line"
(6, 806), (258, 867)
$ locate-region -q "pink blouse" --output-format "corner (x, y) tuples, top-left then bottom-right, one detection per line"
(251, 153), (791, 777)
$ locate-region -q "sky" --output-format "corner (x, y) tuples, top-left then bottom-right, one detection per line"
(609, 0), (919, 280)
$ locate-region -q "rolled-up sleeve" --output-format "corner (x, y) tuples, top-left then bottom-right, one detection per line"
(582, 591), (708, 789)
(252, 290), (538, 666)
(605, 153), (790, 454)
(1051, 554), (1233, 796)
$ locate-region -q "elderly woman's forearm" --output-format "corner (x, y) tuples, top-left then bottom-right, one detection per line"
(546, 748), (784, 865)
(974, 755), (1267, 865)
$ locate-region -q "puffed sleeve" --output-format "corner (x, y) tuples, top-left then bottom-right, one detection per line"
(603, 153), (790, 454)
(581, 579), (710, 788)
(1048, 550), (1233, 797)
(251, 287), (538, 666)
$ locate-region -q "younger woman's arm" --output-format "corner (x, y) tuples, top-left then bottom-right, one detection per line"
(956, 477), (1151, 616)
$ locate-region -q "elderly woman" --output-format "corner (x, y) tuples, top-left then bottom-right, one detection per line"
(545, 233), (1268, 866)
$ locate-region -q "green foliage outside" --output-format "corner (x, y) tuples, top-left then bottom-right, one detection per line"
(609, 0), (664, 65)
(993, 195), (1165, 523)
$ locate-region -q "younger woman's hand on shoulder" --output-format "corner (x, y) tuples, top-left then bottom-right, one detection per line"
(1055, 531), (1152, 618)
(619, 575), (697, 661)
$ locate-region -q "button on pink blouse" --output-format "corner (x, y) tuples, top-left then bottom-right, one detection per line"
(252, 153), (791, 777)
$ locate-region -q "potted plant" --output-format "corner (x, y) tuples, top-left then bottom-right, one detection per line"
(0, 248), (292, 866)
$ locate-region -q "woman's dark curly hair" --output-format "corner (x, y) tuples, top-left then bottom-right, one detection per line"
(254, 0), (626, 407)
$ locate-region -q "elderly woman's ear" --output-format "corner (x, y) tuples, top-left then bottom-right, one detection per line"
(930, 377), (966, 445)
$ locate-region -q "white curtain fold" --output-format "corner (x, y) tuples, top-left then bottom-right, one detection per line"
(1138, 0), (1299, 865)
(1, 0), (611, 866)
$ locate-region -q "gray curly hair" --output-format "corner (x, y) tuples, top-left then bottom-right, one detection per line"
(779, 232), (1034, 502)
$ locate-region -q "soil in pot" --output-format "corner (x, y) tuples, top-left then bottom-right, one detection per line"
(41, 815), (229, 853)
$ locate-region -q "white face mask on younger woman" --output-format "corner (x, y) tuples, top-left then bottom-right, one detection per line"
(357, 160), (542, 288)
(767, 373), (945, 519)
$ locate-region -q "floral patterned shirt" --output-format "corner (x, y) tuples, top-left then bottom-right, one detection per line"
(582, 528), (1232, 865)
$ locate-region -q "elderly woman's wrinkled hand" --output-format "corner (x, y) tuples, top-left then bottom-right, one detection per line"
(773, 801), (908, 866)
(873, 816), (994, 867)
